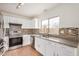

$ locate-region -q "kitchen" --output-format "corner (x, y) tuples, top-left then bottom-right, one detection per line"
(0, 3), (79, 56)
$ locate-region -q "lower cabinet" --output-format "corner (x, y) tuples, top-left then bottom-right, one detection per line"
(46, 41), (57, 56)
(4, 36), (9, 51)
(35, 37), (46, 55)
(23, 35), (31, 46)
(39, 38), (47, 55)
(35, 37), (75, 56)
(58, 44), (75, 56)
(35, 38), (39, 51)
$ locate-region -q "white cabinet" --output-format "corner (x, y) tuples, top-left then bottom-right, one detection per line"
(3, 16), (9, 28)
(3, 15), (24, 28)
(35, 37), (56, 56)
(39, 38), (46, 55)
(49, 40), (75, 56)
(51, 42), (75, 56)
(35, 37), (46, 55)
(35, 37), (75, 56)
(22, 20), (35, 29)
(3, 15), (35, 29)
(23, 35), (31, 46)
(46, 41), (56, 56)
(59, 44), (75, 56)
(35, 37), (40, 51)
(9, 16), (35, 29)
(9, 16), (23, 24)
(4, 36), (9, 51)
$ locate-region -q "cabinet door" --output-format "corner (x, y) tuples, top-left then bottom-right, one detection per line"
(45, 40), (51, 56)
(35, 37), (40, 51)
(4, 36), (9, 51)
(39, 38), (46, 55)
(35, 37), (46, 55)
(23, 35), (31, 46)
(9, 16), (23, 24)
(55, 43), (63, 56)
(3, 16), (9, 28)
(48, 41), (57, 56)
(35, 37), (43, 55)
(22, 20), (35, 29)
(61, 45), (75, 56)
(35, 37), (75, 56)
(55, 43), (75, 56)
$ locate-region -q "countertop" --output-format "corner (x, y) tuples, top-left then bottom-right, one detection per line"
(8, 33), (78, 48)
(30, 34), (78, 48)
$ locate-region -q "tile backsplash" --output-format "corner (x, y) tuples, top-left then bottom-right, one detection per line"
(22, 29), (33, 34)
(59, 28), (78, 42)
(59, 28), (78, 36)
(22, 28), (79, 37)
(22, 29), (39, 35)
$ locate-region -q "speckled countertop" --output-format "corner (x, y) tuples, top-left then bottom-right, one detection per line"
(8, 32), (78, 48)
(30, 34), (78, 48)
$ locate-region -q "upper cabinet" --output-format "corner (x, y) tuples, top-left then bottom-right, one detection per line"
(2, 15), (35, 29)
(3, 15), (23, 28)
(0, 14), (4, 28)
(22, 19), (35, 29)
(3, 15), (10, 28)
(9, 16), (23, 24)
(0, 14), (4, 39)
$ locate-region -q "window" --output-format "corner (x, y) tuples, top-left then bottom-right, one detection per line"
(41, 19), (49, 34)
(49, 17), (60, 35)
(36, 16), (60, 35)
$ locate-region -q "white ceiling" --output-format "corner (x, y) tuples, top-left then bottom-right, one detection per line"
(0, 3), (58, 18)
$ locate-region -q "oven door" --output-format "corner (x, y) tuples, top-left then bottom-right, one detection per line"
(9, 37), (23, 47)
